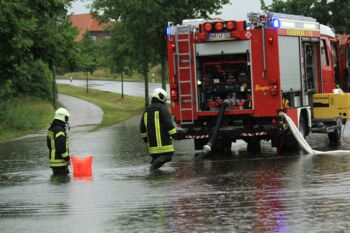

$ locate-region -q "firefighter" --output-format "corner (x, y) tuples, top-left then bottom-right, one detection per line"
(140, 88), (177, 170)
(47, 107), (71, 176)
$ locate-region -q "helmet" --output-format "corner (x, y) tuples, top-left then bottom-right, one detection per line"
(54, 108), (70, 122)
(152, 88), (167, 102)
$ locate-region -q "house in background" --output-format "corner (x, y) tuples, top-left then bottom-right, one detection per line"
(337, 34), (350, 46)
(70, 13), (111, 41)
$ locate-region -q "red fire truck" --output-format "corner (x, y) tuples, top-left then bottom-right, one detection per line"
(340, 35), (350, 91)
(166, 12), (346, 154)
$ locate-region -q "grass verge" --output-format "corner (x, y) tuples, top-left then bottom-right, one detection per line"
(58, 84), (145, 129)
(62, 65), (165, 83)
(0, 97), (53, 142)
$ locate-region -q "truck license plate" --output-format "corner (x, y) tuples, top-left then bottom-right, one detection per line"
(208, 32), (231, 40)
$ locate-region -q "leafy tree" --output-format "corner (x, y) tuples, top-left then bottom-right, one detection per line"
(261, 0), (350, 33)
(329, 0), (350, 34)
(79, 33), (99, 74)
(0, 0), (78, 102)
(0, 1), (37, 83)
(106, 23), (135, 98)
(91, 0), (229, 106)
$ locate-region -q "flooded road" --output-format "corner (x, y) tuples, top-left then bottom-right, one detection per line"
(2, 113), (350, 232)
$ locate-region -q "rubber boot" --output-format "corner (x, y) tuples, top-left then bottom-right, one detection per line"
(150, 155), (172, 170)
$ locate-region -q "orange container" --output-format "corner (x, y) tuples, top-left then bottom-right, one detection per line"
(71, 155), (93, 177)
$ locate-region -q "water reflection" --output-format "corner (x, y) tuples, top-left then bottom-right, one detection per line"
(50, 175), (71, 184)
(1, 116), (350, 232)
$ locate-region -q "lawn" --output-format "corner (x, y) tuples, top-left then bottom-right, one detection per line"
(0, 97), (53, 142)
(58, 84), (145, 129)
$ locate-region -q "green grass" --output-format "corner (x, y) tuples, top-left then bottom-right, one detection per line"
(58, 84), (145, 129)
(0, 97), (53, 142)
(62, 65), (165, 83)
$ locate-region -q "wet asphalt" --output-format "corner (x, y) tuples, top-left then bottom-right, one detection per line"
(56, 79), (170, 98)
(1, 91), (350, 232)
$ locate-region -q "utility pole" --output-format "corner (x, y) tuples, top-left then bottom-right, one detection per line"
(86, 71), (89, 93)
(121, 72), (124, 99)
(144, 70), (149, 107)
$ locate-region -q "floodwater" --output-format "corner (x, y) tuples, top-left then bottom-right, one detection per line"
(2, 116), (350, 232)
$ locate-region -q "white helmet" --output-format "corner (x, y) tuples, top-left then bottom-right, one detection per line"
(152, 88), (167, 102)
(54, 108), (70, 122)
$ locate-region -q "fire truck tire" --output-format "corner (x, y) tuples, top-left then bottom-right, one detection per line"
(328, 120), (342, 146)
(277, 130), (300, 154)
(277, 116), (307, 153)
(213, 139), (232, 153)
(299, 116), (307, 137)
(247, 141), (261, 154)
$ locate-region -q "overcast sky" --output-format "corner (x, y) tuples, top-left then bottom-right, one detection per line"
(69, 0), (273, 20)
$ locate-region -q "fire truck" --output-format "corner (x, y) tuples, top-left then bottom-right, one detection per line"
(340, 35), (350, 91)
(166, 12), (349, 154)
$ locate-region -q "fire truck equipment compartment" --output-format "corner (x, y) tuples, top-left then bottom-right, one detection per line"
(196, 41), (249, 56)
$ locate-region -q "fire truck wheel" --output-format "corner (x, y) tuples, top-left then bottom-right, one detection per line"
(247, 141), (261, 154)
(213, 140), (232, 153)
(328, 119), (342, 146)
(299, 116), (307, 137)
(277, 130), (300, 154)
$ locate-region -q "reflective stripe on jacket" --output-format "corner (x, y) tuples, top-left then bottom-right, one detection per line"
(140, 100), (176, 154)
(47, 120), (69, 167)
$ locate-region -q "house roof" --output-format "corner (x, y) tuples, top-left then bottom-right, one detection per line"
(70, 13), (111, 41)
(337, 34), (350, 45)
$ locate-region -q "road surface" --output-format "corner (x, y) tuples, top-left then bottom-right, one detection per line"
(57, 79), (170, 97)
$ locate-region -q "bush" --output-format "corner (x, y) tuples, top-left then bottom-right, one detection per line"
(0, 97), (53, 141)
(12, 60), (52, 100)
(0, 79), (14, 100)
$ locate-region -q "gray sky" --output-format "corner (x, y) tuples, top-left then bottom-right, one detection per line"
(69, 0), (273, 20)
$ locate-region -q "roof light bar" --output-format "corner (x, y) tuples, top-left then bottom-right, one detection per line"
(271, 18), (280, 28)
(281, 21), (296, 28)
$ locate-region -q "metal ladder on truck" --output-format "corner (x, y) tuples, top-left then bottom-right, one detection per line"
(175, 25), (195, 124)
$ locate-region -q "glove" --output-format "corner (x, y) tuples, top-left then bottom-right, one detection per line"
(173, 130), (185, 140)
(171, 133), (178, 140)
(143, 137), (148, 143)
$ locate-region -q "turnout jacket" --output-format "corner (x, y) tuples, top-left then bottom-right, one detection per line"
(140, 99), (177, 154)
(47, 120), (70, 167)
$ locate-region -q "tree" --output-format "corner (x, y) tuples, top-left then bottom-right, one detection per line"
(91, 0), (229, 106)
(106, 23), (135, 99)
(0, 0), (78, 103)
(261, 0), (350, 33)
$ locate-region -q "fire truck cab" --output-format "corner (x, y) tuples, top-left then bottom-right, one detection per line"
(341, 36), (350, 91)
(167, 12), (345, 154)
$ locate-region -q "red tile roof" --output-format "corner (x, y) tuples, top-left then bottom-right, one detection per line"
(70, 13), (111, 41)
(337, 34), (350, 45)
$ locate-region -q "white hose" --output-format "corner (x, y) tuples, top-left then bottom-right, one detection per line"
(279, 112), (350, 155)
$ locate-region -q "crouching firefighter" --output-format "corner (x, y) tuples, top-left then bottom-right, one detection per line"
(140, 88), (177, 170)
(47, 108), (71, 176)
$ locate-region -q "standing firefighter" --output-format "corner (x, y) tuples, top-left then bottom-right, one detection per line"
(47, 108), (71, 176)
(140, 88), (177, 170)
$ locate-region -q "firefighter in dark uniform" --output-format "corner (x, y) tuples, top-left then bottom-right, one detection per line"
(47, 108), (71, 176)
(140, 88), (177, 170)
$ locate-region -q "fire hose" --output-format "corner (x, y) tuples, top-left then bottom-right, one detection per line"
(279, 112), (350, 154)
(197, 99), (232, 158)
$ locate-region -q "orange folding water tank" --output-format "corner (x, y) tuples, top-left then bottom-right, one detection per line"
(71, 155), (93, 177)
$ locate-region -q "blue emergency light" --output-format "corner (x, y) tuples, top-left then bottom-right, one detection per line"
(271, 18), (281, 28)
(166, 26), (172, 36)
